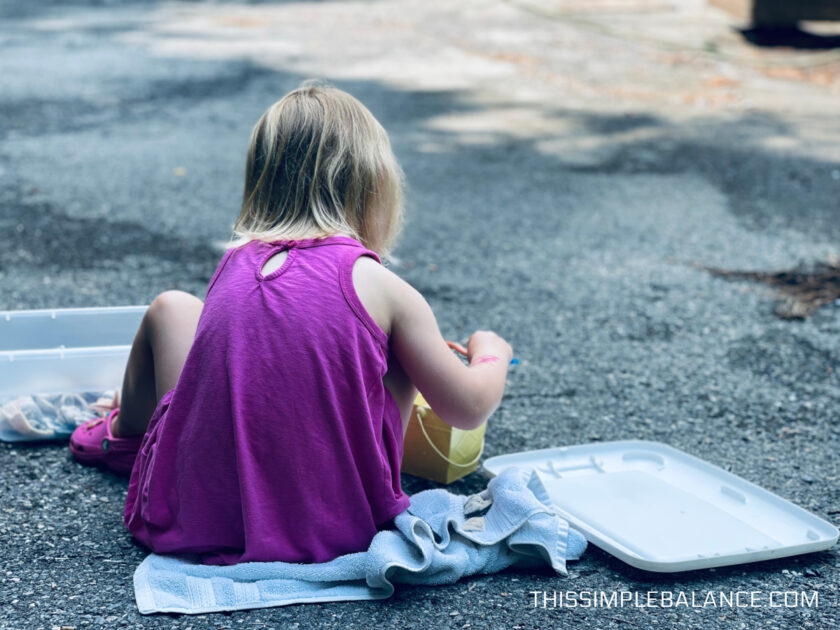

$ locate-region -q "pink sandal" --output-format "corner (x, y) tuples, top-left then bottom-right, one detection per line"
(69, 408), (143, 476)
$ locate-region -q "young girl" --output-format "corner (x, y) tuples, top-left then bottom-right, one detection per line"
(69, 81), (513, 566)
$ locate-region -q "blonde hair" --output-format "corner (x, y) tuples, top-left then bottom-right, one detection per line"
(227, 81), (405, 256)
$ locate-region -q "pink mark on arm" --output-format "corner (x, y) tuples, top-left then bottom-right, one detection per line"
(474, 355), (500, 365)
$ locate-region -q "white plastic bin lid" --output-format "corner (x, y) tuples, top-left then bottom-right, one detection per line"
(482, 440), (838, 572)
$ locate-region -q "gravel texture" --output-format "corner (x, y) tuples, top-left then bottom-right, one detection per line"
(0, 1), (838, 628)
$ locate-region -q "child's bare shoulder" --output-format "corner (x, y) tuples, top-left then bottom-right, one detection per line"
(351, 255), (424, 336)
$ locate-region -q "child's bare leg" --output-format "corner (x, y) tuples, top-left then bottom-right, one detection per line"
(111, 290), (203, 438)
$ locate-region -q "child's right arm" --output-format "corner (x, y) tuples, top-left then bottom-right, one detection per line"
(383, 272), (513, 431)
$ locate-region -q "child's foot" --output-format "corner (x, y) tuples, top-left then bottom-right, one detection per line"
(69, 408), (143, 476)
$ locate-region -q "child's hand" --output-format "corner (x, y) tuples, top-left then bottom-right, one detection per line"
(466, 331), (513, 365)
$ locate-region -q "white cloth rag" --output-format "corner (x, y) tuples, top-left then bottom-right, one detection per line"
(0, 390), (116, 442)
(133, 466), (587, 614)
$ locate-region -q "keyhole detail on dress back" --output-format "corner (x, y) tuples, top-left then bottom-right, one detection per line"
(261, 250), (289, 277)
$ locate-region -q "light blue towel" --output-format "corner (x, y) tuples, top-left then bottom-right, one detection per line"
(133, 466), (587, 614)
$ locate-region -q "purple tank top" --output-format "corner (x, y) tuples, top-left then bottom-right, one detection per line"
(124, 235), (410, 565)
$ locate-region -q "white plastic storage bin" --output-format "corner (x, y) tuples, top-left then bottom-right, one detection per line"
(0, 306), (147, 401)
